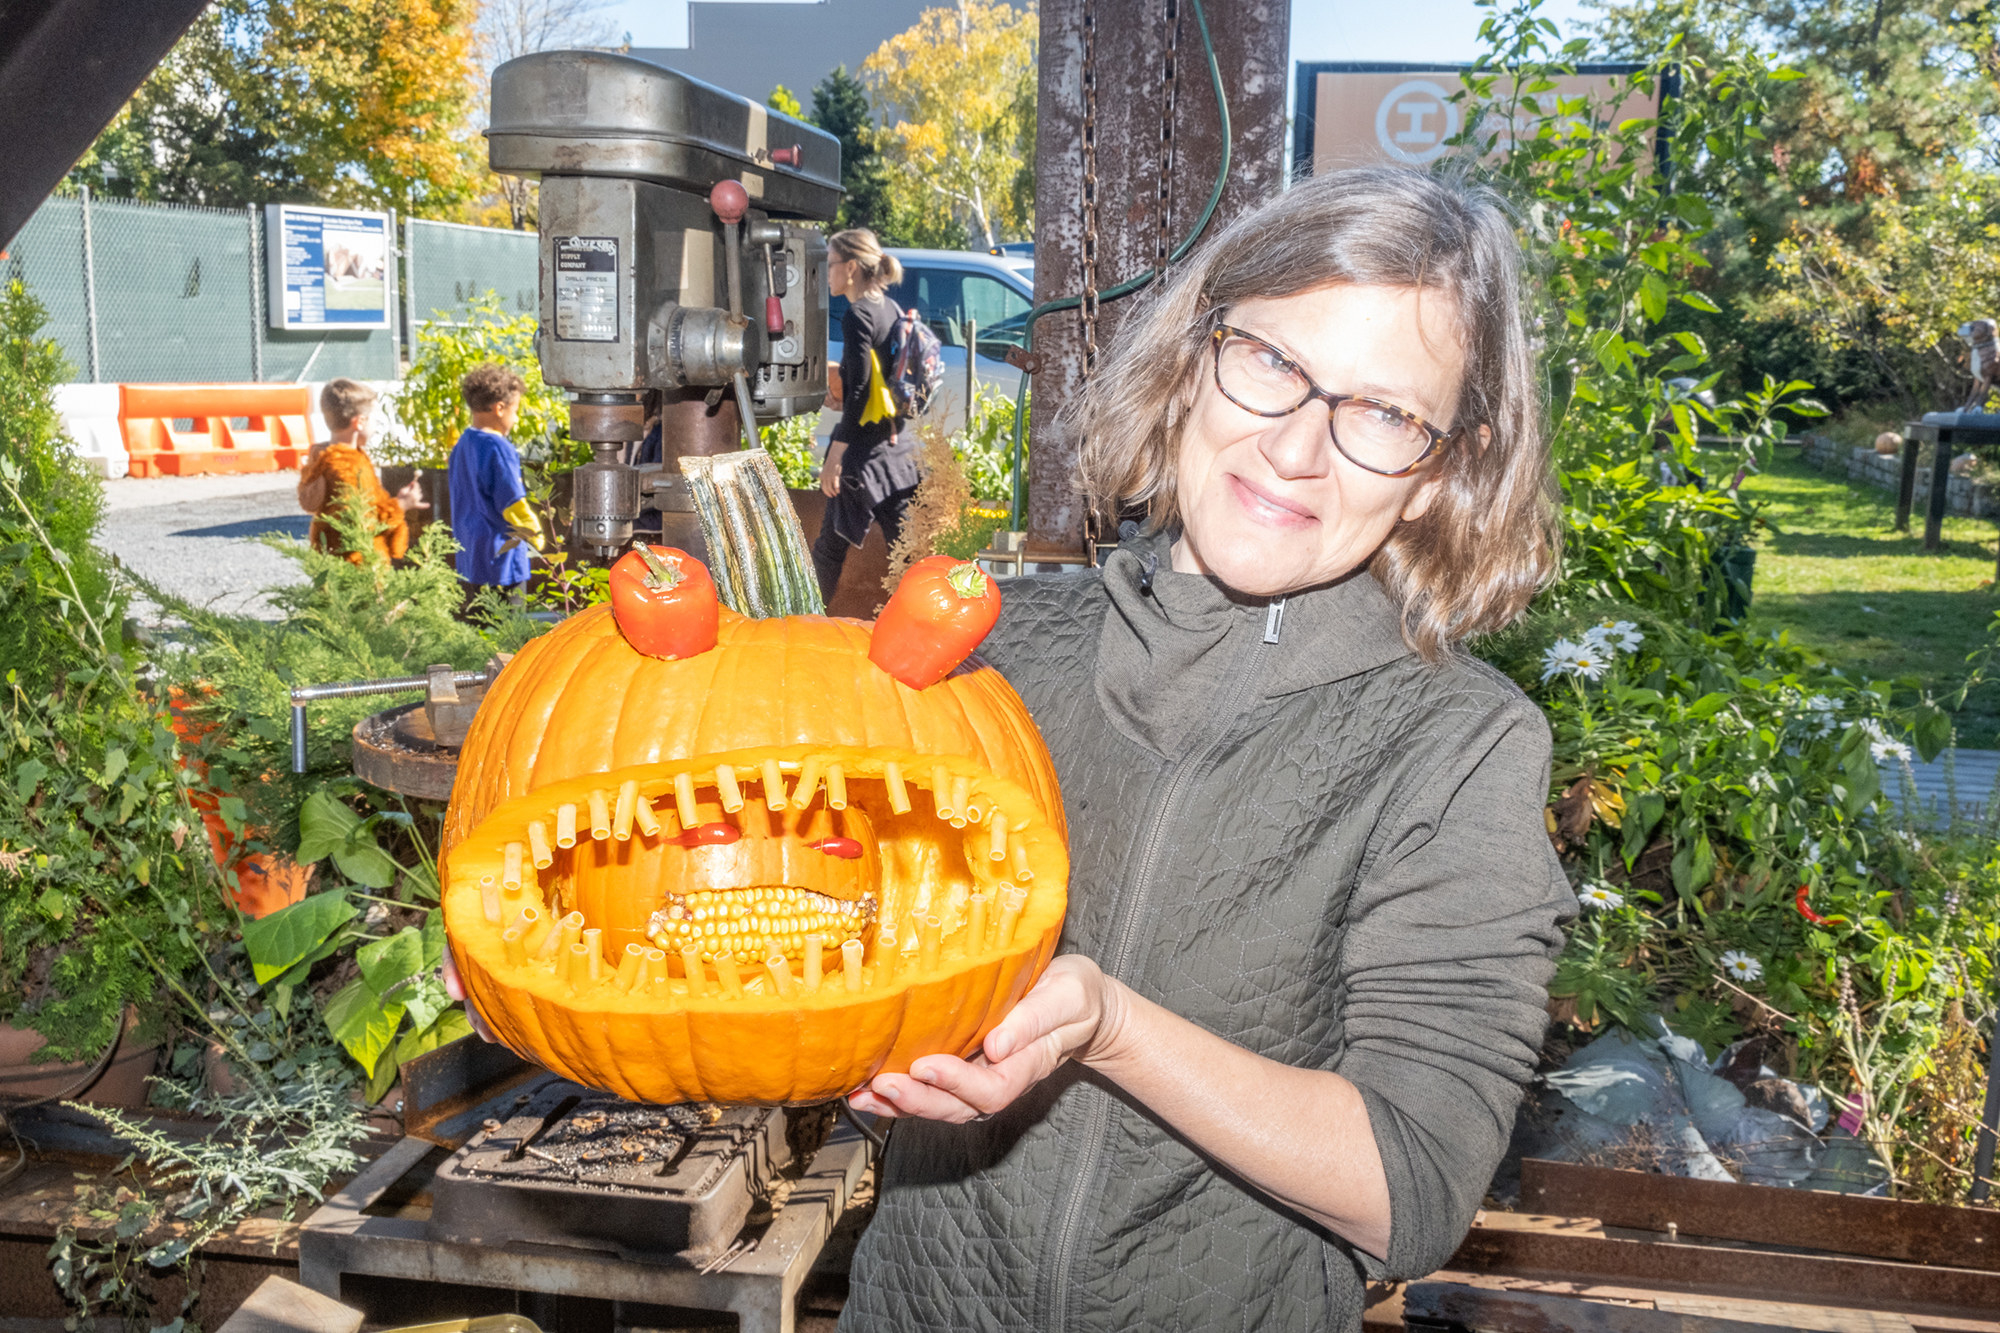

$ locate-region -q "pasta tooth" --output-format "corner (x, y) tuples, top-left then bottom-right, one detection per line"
(675, 772), (700, 827)
(555, 803), (578, 849)
(588, 789), (612, 841)
(528, 820), (553, 869)
(762, 758), (788, 811)
(716, 764), (744, 813)
(884, 761), (912, 814)
(613, 781), (638, 840)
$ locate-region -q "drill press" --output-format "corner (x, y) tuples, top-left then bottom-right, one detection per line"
(486, 49), (842, 560)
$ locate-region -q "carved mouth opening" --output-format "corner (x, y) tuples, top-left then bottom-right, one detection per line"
(457, 751), (1047, 1001)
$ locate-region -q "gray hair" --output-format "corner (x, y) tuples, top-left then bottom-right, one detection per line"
(1075, 166), (1559, 660)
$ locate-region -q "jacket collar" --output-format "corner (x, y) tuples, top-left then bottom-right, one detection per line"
(1100, 528), (1414, 700)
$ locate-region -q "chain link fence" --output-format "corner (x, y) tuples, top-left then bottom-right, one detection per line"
(2, 190), (540, 385)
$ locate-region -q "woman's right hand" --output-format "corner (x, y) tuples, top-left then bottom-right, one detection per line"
(819, 440), (846, 498)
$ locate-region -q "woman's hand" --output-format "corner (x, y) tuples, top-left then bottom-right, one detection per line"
(819, 440), (847, 498)
(395, 478), (429, 513)
(848, 955), (1124, 1124)
(823, 364), (844, 411)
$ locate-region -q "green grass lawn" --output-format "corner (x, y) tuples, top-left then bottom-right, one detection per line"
(1741, 449), (2000, 746)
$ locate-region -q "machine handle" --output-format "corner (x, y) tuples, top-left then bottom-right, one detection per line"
(765, 294), (785, 336)
(770, 144), (802, 167)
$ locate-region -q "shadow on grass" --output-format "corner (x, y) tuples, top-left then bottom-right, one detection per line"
(1762, 527), (1997, 562)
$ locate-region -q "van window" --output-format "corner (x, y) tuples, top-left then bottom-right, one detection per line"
(885, 267), (1030, 352)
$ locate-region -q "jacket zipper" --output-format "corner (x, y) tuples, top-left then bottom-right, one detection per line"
(1039, 624), (1274, 1331)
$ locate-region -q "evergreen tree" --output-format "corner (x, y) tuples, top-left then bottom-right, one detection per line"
(810, 65), (896, 236)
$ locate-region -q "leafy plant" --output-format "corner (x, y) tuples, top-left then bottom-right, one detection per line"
(0, 279), (216, 1062)
(384, 290), (575, 469)
(50, 1067), (370, 1333)
(760, 411), (821, 490)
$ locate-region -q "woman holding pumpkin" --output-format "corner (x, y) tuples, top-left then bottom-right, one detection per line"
(837, 167), (1575, 1331)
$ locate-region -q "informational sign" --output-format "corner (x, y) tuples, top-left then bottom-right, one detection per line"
(1292, 63), (1660, 178)
(554, 235), (620, 342)
(265, 203), (393, 331)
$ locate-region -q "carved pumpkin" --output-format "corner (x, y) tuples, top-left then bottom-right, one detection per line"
(441, 603), (1067, 1104)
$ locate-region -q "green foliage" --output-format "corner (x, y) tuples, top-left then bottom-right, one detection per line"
(50, 1067), (370, 1331)
(162, 515), (537, 847)
(0, 282), (215, 1062)
(810, 65), (896, 235)
(952, 382), (1026, 502)
(0, 280), (111, 692)
(1469, 0), (1993, 1194)
(767, 84), (803, 118)
(760, 412), (821, 491)
(386, 290), (575, 469)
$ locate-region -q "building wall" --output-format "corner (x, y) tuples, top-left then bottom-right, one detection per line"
(625, 0), (934, 104)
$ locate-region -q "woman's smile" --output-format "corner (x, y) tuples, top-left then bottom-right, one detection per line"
(1227, 472), (1316, 528)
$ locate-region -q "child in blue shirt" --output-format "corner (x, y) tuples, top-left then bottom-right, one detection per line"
(447, 363), (545, 598)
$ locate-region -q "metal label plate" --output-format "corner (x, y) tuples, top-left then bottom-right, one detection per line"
(554, 235), (619, 342)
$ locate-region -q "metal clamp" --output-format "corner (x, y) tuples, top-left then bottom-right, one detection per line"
(289, 665), (493, 773)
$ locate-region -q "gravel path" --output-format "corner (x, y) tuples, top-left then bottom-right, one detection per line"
(97, 473), (310, 622)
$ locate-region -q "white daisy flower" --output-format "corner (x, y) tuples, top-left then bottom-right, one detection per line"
(1719, 950), (1763, 983)
(1584, 620), (1644, 655)
(1858, 717), (1913, 762)
(1577, 881), (1625, 911)
(1746, 769), (1775, 794)
(1796, 696), (1842, 738)
(1540, 639), (1586, 682)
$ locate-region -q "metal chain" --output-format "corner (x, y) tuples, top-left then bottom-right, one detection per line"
(1078, 0), (1100, 380)
(1156, 0), (1181, 270)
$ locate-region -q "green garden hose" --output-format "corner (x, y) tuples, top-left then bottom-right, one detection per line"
(1006, 0), (1232, 534)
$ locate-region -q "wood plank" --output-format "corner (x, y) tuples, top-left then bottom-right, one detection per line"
(1405, 1281), (1814, 1332)
(1449, 1219), (2000, 1320)
(1656, 1296), (1912, 1332)
(1415, 1273), (1949, 1333)
(215, 1276), (361, 1333)
(1520, 1160), (2000, 1271)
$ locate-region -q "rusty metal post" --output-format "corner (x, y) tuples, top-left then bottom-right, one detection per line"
(1025, 0), (1289, 559)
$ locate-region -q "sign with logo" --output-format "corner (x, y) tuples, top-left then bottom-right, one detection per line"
(1292, 63), (1660, 177)
(265, 204), (393, 331)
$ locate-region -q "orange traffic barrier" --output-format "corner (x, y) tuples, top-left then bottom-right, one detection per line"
(120, 383), (314, 477)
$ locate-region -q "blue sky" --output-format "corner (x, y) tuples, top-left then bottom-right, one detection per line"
(598, 0), (1597, 65)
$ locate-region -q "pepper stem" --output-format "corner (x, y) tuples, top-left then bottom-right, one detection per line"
(631, 541), (686, 591)
(945, 562), (987, 600)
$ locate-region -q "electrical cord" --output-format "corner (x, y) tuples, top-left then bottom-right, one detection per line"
(839, 1095), (889, 1153)
(0, 1026), (126, 1191)
(1005, 0), (1232, 533)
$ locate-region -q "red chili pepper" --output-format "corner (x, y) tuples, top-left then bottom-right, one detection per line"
(666, 821), (741, 848)
(609, 544), (719, 660)
(807, 836), (864, 859)
(1795, 883), (1846, 927)
(869, 555), (1002, 689)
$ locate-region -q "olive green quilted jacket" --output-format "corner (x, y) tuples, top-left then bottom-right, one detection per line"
(841, 534), (1574, 1332)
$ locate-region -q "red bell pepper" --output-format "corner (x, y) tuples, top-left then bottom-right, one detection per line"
(868, 556), (1003, 689)
(609, 544), (719, 660)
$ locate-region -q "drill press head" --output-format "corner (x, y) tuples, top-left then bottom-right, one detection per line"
(487, 50), (842, 557)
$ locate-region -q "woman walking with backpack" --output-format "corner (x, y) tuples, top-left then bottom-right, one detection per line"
(814, 228), (920, 604)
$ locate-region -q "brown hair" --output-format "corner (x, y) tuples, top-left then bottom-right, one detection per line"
(1075, 166), (1558, 661)
(828, 228), (903, 299)
(461, 363), (526, 413)
(319, 377), (377, 430)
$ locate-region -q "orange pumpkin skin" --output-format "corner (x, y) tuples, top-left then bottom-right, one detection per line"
(441, 603), (1068, 1105)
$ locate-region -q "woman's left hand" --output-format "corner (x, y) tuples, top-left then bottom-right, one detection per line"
(849, 954), (1123, 1124)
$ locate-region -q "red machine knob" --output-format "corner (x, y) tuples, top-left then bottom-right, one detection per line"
(765, 295), (785, 335)
(709, 180), (749, 224)
(770, 144), (803, 167)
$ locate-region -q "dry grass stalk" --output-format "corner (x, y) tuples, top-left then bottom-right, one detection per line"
(883, 425), (973, 590)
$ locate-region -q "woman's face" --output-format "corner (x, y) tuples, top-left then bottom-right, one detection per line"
(828, 255), (854, 298)
(1171, 284), (1462, 598)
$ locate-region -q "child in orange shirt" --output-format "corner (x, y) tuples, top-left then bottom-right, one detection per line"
(297, 379), (426, 562)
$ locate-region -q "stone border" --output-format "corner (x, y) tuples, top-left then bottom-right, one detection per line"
(1794, 432), (1999, 518)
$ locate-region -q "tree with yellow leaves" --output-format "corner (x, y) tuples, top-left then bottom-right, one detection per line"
(862, 1), (1037, 251)
(68, 0), (482, 221)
